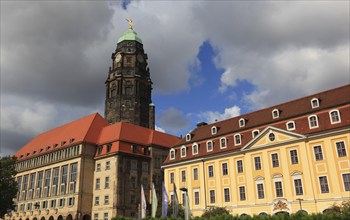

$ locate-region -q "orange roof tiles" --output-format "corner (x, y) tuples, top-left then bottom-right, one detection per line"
(15, 112), (180, 160)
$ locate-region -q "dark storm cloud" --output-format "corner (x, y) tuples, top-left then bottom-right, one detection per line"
(1, 1), (114, 107)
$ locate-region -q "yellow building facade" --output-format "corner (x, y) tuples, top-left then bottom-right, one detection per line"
(163, 84), (350, 216)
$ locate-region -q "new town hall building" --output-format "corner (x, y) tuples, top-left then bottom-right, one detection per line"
(6, 26), (179, 220)
(5, 23), (350, 219)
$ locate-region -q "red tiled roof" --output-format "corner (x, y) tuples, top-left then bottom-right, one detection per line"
(15, 113), (108, 160)
(14, 112), (180, 160)
(164, 84), (350, 165)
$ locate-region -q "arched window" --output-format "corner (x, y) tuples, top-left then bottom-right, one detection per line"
(192, 143), (199, 155)
(286, 121), (296, 131)
(170, 149), (175, 160)
(220, 138), (227, 149)
(180, 146), (187, 158)
(329, 109), (341, 124)
(186, 133), (191, 141)
(272, 109), (280, 119)
(207, 141), (213, 152)
(234, 134), (242, 145)
(252, 129), (259, 138)
(311, 98), (319, 108)
(211, 126), (217, 135)
(239, 118), (245, 127)
(308, 115), (319, 129)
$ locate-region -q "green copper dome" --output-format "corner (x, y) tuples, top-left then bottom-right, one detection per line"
(117, 28), (143, 44)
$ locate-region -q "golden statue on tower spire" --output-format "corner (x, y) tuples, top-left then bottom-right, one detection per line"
(126, 18), (133, 29)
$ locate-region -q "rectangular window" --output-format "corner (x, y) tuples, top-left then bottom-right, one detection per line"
(96, 163), (101, 172)
(59, 198), (65, 207)
(222, 163), (228, 175)
(319, 176), (329, 193)
(61, 165), (68, 185)
(52, 168), (59, 196)
(181, 170), (186, 182)
(254, 157), (262, 170)
(336, 141), (347, 157)
(42, 200), (48, 209)
(314, 146), (323, 160)
(208, 165), (214, 178)
(342, 173), (350, 191)
(105, 177), (110, 188)
(239, 186), (246, 201)
(50, 199), (56, 208)
(44, 169), (51, 187)
(95, 196), (99, 205)
(193, 168), (198, 180)
(194, 190), (200, 205)
(29, 173), (36, 190)
(275, 181), (283, 197)
(224, 188), (230, 202)
(271, 153), (279, 167)
(104, 195), (109, 204)
(131, 176), (136, 189)
(106, 161), (110, 170)
(207, 141), (213, 151)
(257, 183), (264, 199)
(96, 178), (100, 190)
(209, 190), (215, 203)
(68, 197), (74, 206)
(104, 213), (108, 220)
(17, 176), (22, 200)
(37, 171), (43, 189)
(142, 162), (149, 172)
(237, 160), (243, 173)
(94, 214), (98, 220)
(294, 179), (304, 195)
(23, 174), (29, 191)
(170, 172), (174, 184)
(290, 150), (299, 164)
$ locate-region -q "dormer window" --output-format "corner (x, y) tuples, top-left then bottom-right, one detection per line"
(192, 143), (199, 155)
(239, 118), (245, 127)
(32, 151), (36, 155)
(53, 144), (58, 148)
(186, 134), (191, 142)
(308, 115), (319, 129)
(39, 148), (43, 153)
(69, 138), (75, 143)
(286, 121), (296, 131)
(180, 146), (187, 158)
(97, 146), (103, 155)
(106, 144), (112, 153)
(329, 109), (341, 124)
(61, 141), (66, 146)
(131, 145), (137, 153)
(234, 134), (242, 145)
(45, 146), (50, 151)
(26, 153), (30, 156)
(220, 138), (227, 149)
(211, 126), (217, 135)
(272, 109), (280, 119)
(252, 130), (259, 138)
(207, 141), (213, 152)
(170, 149), (175, 160)
(311, 98), (319, 108)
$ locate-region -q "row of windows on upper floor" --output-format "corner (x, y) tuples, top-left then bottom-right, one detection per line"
(176, 109), (343, 159)
(18, 138), (76, 159)
(16, 145), (80, 172)
(16, 163), (78, 202)
(16, 196), (75, 212)
(170, 141), (347, 178)
(186, 109), (342, 142)
(170, 173), (350, 206)
(96, 144), (150, 156)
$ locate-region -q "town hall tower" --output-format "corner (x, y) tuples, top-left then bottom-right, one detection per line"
(104, 23), (155, 129)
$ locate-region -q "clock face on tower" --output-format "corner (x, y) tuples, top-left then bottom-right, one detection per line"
(115, 53), (122, 63)
(137, 54), (144, 63)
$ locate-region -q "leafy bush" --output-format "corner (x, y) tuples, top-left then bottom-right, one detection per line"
(201, 206), (230, 218)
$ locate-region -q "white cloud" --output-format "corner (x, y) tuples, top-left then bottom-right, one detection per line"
(198, 105), (241, 123)
(155, 125), (165, 133)
(158, 107), (190, 132)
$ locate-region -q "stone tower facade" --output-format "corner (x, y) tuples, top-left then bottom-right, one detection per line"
(105, 27), (155, 129)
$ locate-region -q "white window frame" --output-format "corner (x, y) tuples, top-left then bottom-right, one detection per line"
(223, 188), (230, 202)
(272, 109), (280, 119)
(341, 172), (350, 192)
(252, 129), (259, 138)
(186, 133), (191, 141)
(170, 172), (174, 184)
(211, 126), (217, 135)
(271, 152), (279, 168)
(286, 121), (296, 131)
(308, 115), (319, 129)
(311, 98), (319, 108)
(169, 149), (175, 160)
(192, 143), (198, 155)
(318, 175), (330, 193)
(220, 137), (227, 149)
(239, 118), (245, 127)
(273, 177), (284, 197)
(255, 179), (265, 199)
(292, 175), (304, 196)
(329, 109), (341, 124)
(234, 134), (242, 146)
(193, 189), (200, 205)
(206, 141), (213, 152)
(180, 145), (187, 158)
(336, 141), (347, 157)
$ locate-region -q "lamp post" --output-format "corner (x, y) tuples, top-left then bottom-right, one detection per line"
(180, 187), (189, 220)
(296, 198), (304, 212)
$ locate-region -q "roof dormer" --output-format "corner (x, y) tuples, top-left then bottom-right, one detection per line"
(272, 109), (280, 119)
(185, 133), (191, 142)
(211, 126), (217, 135)
(311, 98), (319, 108)
(239, 118), (246, 127)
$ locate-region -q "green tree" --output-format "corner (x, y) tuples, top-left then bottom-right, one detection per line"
(201, 206), (230, 218)
(0, 156), (18, 218)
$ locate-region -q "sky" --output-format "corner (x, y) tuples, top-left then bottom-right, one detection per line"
(1, 1), (349, 156)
